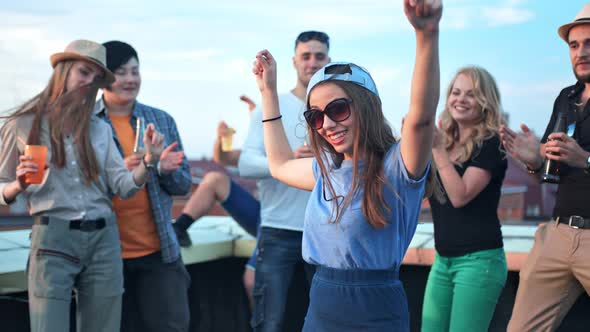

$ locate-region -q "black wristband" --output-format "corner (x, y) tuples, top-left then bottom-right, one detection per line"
(142, 156), (156, 169)
(262, 115), (282, 123)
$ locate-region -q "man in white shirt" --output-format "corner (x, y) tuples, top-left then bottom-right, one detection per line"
(238, 31), (331, 332)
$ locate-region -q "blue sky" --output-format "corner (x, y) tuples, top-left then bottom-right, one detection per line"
(0, 0), (585, 158)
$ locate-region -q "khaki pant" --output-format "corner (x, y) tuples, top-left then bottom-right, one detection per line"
(508, 222), (590, 332)
(28, 214), (123, 332)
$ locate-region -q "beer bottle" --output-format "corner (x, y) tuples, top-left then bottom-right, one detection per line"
(541, 112), (567, 183)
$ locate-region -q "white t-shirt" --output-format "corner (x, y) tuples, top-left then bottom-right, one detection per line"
(238, 92), (310, 231)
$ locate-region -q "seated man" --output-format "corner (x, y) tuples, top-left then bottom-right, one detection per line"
(173, 96), (260, 306)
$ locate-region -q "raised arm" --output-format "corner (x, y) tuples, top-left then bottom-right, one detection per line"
(401, 0), (442, 178)
(252, 50), (315, 191)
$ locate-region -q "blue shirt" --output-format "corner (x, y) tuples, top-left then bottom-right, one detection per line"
(302, 143), (427, 270)
(95, 99), (192, 263)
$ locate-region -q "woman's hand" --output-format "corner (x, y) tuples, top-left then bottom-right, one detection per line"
(432, 121), (445, 152)
(253, 50), (277, 94)
(404, 0), (443, 33)
(123, 154), (142, 171)
(15, 155), (37, 190)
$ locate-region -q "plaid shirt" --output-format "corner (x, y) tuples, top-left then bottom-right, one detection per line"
(95, 98), (192, 263)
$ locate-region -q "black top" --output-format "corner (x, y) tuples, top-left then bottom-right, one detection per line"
(429, 135), (507, 257)
(541, 82), (590, 218)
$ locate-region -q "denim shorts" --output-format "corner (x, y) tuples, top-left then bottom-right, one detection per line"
(221, 179), (260, 237)
(221, 180), (261, 270)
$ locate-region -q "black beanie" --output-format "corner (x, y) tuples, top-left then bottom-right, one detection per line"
(102, 41), (138, 72)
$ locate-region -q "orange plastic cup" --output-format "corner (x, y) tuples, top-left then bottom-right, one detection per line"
(24, 145), (47, 184)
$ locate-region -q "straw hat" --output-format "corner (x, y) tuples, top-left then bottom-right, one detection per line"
(49, 39), (115, 86)
(558, 4), (590, 42)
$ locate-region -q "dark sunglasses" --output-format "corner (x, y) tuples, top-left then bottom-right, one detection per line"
(304, 98), (352, 130)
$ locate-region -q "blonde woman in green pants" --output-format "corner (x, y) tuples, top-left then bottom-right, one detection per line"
(421, 66), (508, 331)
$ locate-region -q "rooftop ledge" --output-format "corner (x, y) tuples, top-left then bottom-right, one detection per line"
(0, 216), (540, 294)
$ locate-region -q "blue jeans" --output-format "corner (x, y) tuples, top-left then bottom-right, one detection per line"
(27, 214), (123, 332)
(121, 251), (191, 332)
(250, 227), (315, 332)
(221, 179), (260, 269)
(303, 267), (408, 332)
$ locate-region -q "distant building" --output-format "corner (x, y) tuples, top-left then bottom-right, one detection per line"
(419, 155), (556, 223)
(0, 157), (556, 225)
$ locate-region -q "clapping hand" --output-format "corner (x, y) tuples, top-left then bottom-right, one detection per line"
(159, 142), (184, 174)
(432, 120), (446, 152)
(143, 123), (165, 164)
(500, 124), (542, 167)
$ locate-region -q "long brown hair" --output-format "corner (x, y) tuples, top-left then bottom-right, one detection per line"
(308, 80), (397, 228)
(440, 66), (504, 162)
(2, 60), (101, 183)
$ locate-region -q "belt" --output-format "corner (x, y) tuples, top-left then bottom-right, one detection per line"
(557, 215), (590, 229)
(34, 216), (107, 232)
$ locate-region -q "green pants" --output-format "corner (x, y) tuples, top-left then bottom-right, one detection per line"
(421, 248), (507, 332)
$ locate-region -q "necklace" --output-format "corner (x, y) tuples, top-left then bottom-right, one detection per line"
(574, 98), (586, 111)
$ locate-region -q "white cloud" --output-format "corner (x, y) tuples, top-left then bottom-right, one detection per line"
(500, 80), (567, 98)
(482, 7), (534, 27)
(0, 1), (565, 158)
(147, 49), (223, 62)
(442, 0), (535, 29)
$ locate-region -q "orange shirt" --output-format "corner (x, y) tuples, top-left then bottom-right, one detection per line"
(109, 113), (160, 258)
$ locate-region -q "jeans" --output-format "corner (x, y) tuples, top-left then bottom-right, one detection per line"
(250, 227), (315, 332)
(121, 251), (191, 332)
(27, 214), (123, 332)
(421, 248), (507, 332)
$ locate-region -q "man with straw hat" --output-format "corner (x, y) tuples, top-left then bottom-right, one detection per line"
(501, 4), (590, 331)
(0, 39), (165, 332)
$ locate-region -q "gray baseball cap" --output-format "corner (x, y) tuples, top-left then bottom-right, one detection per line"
(306, 62), (379, 101)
